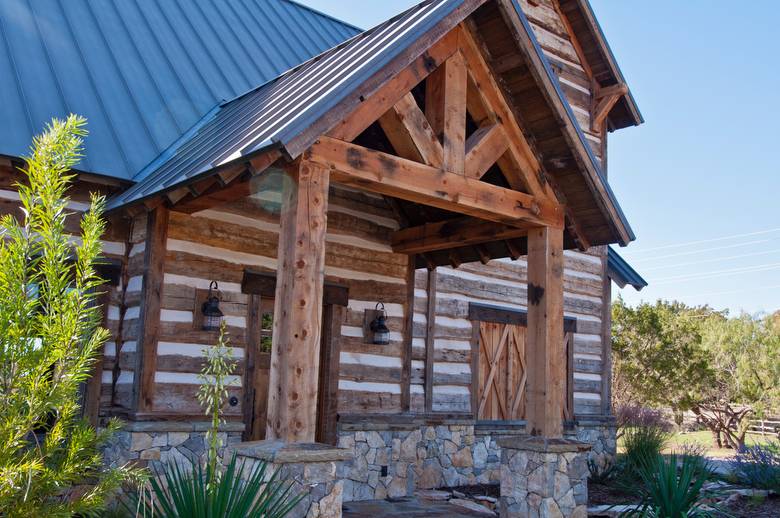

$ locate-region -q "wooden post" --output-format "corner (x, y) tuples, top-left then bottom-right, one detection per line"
(133, 207), (169, 414)
(526, 226), (564, 437)
(266, 161), (330, 442)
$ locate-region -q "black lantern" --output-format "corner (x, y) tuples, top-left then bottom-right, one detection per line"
(369, 302), (390, 345)
(201, 281), (223, 331)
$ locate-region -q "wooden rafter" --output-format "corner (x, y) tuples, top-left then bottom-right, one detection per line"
(307, 136), (563, 229)
(391, 216), (532, 254)
(379, 93), (443, 168)
(426, 52), (467, 174)
(464, 124), (508, 180)
(592, 83), (628, 131)
(458, 24), (559, 203)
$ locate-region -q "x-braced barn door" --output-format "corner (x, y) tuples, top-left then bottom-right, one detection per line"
(471, 303), (576, 422)
(477, 321), (527, 421)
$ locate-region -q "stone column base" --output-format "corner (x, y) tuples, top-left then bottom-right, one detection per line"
(498, 436), (590, 518)
(230, 440), (353, 518)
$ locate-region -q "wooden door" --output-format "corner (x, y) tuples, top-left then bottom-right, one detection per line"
(477, 321), (527, 421)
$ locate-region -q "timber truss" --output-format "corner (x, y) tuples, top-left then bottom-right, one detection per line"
(157, 24), (590, 260)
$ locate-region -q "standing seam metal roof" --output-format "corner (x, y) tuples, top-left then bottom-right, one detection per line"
(607, 246), (647, 290)
(107, 0), (466, 209)
(0, 0), (360, 181)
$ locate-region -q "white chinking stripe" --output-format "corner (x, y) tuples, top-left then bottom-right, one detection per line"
(574, 372), (602, 381)
(338, 380), (401, 394)
(434, 338), (471, 351)
(157, 341), (245, 358)
(340, 351), (402, 368)
(433, 362), (470, 374)
(573, 392), (601, 401)
(126, 275), (143, 293)
(341, 325), (402, 342)
(432, 385), (470, 395)
(155, 371), (242, 386)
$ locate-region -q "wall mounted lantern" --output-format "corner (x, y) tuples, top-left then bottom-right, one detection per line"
(201, 281), (223, 331)
(369, 302), (390, 345)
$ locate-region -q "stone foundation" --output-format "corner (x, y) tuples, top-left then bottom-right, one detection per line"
(499, 437), (590, 518)
(232, 440), (353, 518)
(567, 417), (616, 469)
(337, 421), (505, 501)
(337, 416), (615, 503)
(102, 420), (244, 471)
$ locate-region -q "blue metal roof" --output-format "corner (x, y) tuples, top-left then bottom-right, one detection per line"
(607, 246), (647, 291)
(107, 0), (472, 209)
(0, 0), (360, 180)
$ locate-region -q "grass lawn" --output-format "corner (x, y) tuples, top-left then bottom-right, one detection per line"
(664, 431), (776, 458)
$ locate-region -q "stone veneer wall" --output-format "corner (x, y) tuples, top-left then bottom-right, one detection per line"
(337, 417), (616, 502)
(102, 421), (244, 470)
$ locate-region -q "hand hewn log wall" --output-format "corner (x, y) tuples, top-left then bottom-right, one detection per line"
(519, 0), (604, 162)
(411, 247), (608, 416)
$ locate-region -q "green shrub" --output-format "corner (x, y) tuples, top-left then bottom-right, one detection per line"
(621, 453), (721, 518)
(0, 116), (143, 517)
(622, 425), (672, 477)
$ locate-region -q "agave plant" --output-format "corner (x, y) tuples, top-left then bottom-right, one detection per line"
(621, 453), (724, 518)
(128, 453), (303, 518)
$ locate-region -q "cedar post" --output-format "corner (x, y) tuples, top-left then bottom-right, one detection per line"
(266, 160), (330, 442)
(526, 226), (564, 437)
(133, 207), (169, 414)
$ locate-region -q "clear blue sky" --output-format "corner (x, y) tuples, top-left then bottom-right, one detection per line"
(300, 0), (780, 315)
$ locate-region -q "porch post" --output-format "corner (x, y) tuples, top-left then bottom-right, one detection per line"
(266, 160), (330, 442)
(525, 225), (564, 438)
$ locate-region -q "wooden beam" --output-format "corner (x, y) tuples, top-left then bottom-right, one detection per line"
(379, 93), (443, 168)
(391, 216), (532, 254)
(525, 226), (565, 438)
(266, 161), (330, 442)
(244, 294), (265, 441)
(424, 269), (437, 412)
(307, 137), (563, 229)
(426, 52), (467, 174)
(83, 288), (112, 426)
(464, 124), (509, 179)
(458, 25), (558, 203)
(329, 30), (459, 143)
(133, 207), (169, 413)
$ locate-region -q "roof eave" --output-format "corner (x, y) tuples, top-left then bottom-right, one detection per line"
(502, 0), (634, 247)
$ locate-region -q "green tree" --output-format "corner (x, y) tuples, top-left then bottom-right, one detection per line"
(611, 298), (713, 413)
(0, 116), (141, 516)
(692, 313), (780, 449)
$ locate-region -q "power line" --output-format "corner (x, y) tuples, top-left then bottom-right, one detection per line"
(633, 239), (771, 263)
(641, 248), (780, 272)
(678, 283), (780, 300)
(653, 262), (780, 284)
(626, 227), (780, 255)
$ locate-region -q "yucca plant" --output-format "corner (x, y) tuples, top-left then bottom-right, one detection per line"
(127, 323), (305, 517)
(0, 115), (143, 517)
(621, 453), (724, 518)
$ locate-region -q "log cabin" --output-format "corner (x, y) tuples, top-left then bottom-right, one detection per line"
(0, 0), (647, 512)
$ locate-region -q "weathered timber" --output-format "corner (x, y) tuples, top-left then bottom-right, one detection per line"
(133, 207), (169, 413)
(391, 216), (532, 254)
(525, 225), (565, 437)
(464, 124), (509, 179)
(424, 269), (437, 413)
(308, 136), (562, 229)
(266, 161), (329, 442)
(379, 93), (443, 168)
(426, 52), (467, 174)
